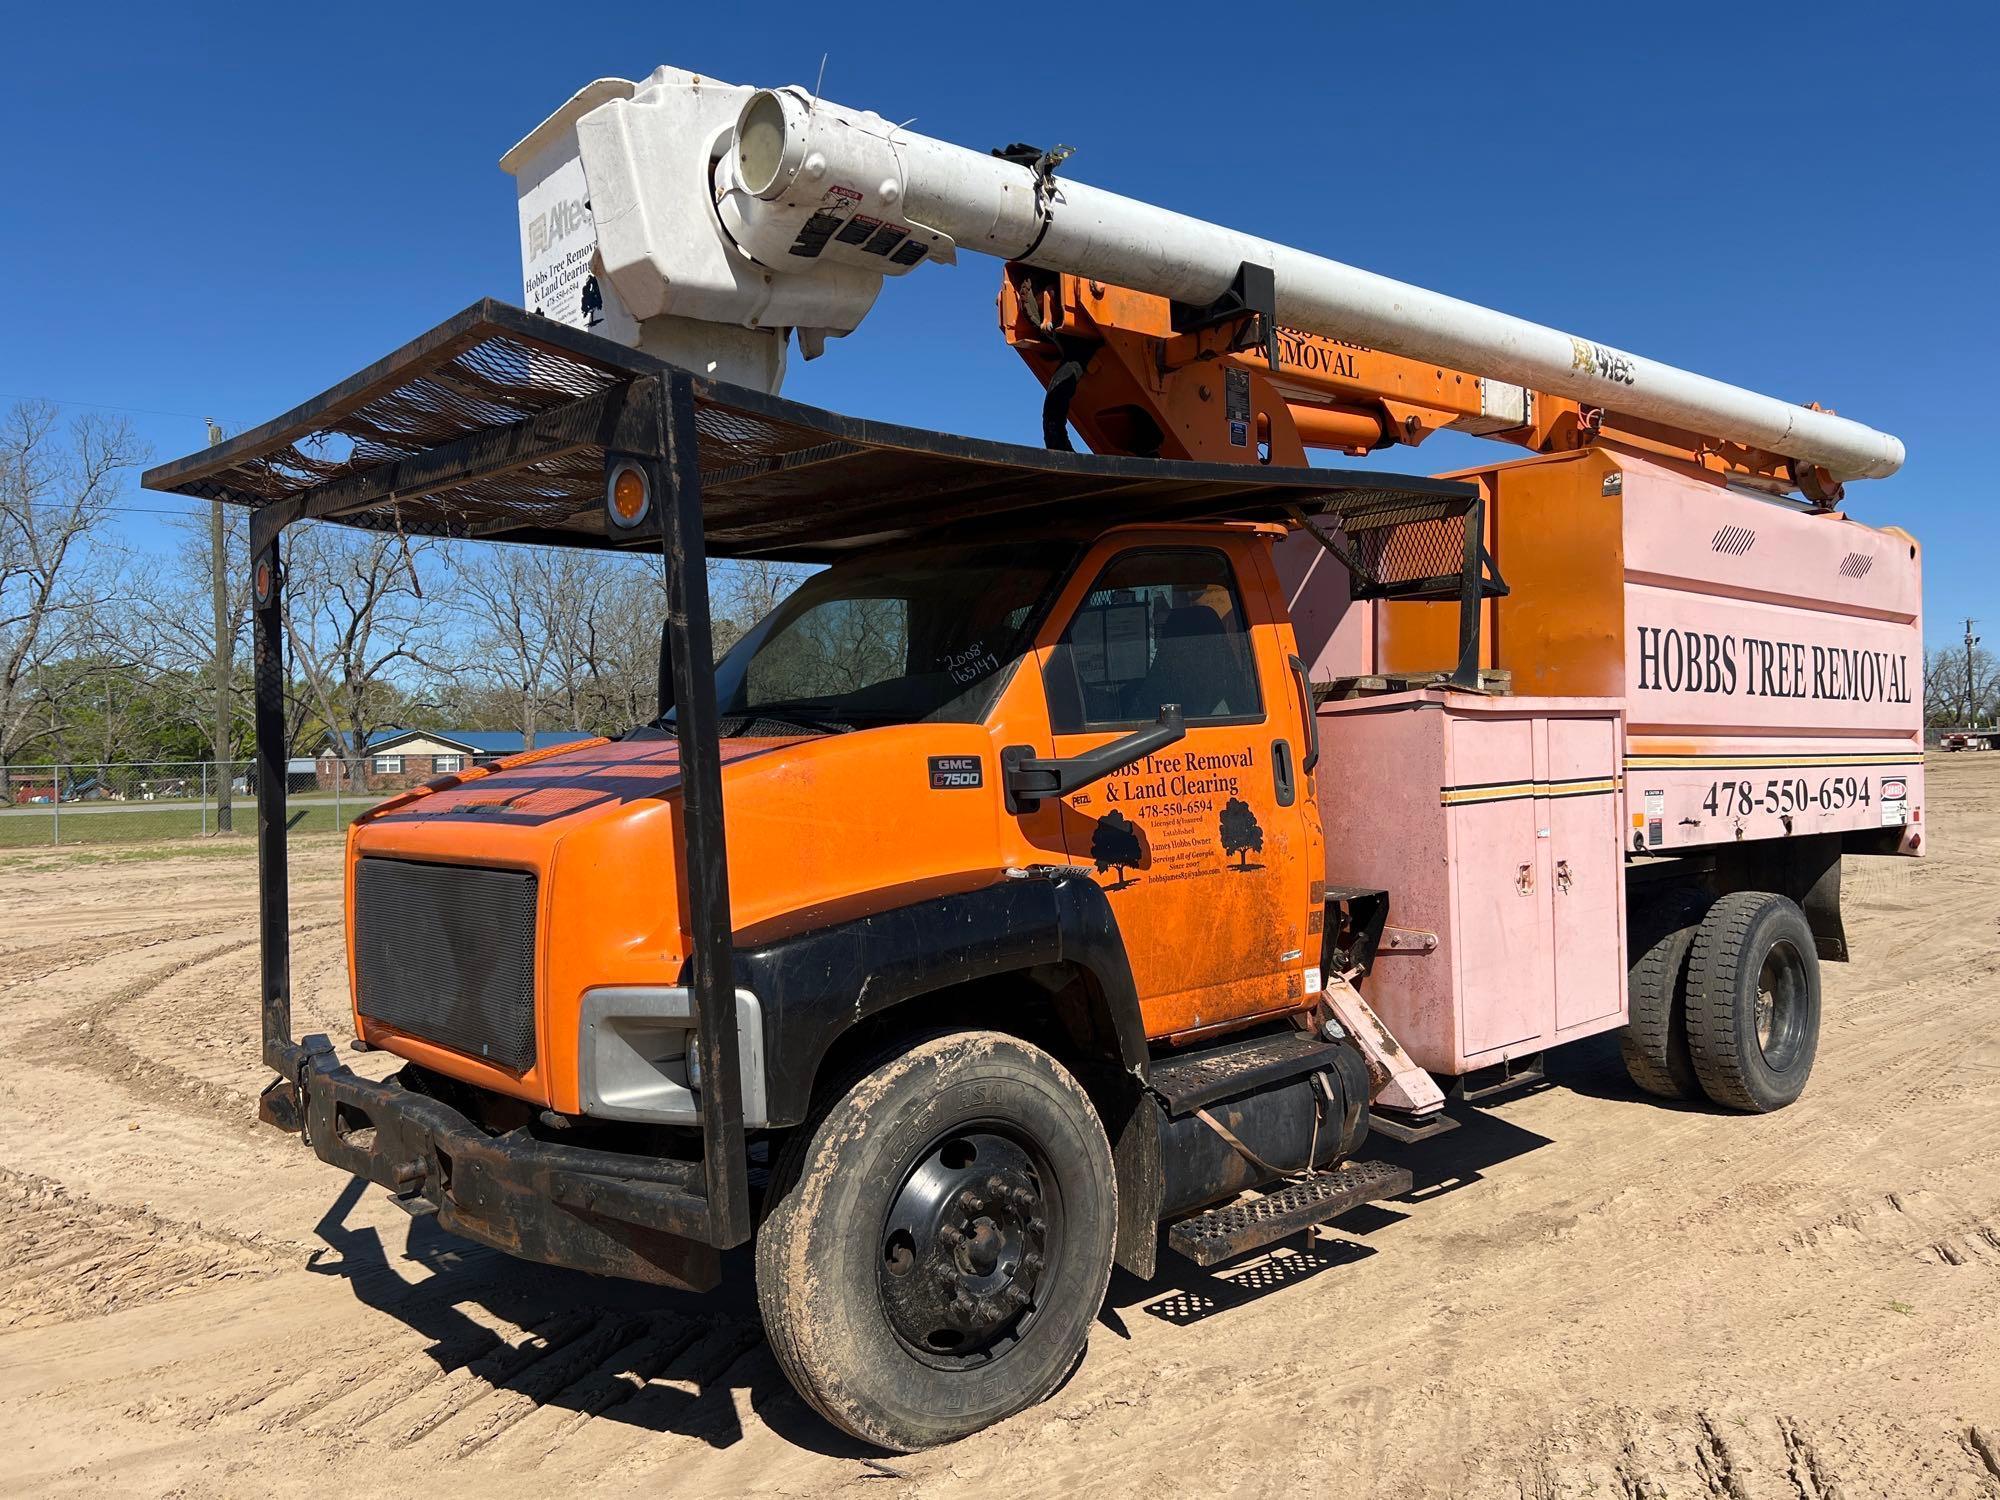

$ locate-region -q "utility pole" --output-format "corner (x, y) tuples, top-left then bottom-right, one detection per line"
(207, 419), (234, 832)
(1966, 618), (1982, 729)
(1968, 624), (1984, 736)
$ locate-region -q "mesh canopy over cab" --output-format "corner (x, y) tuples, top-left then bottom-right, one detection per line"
(142, 301), (1480, 564)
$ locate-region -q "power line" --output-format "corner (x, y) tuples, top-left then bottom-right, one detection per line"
(0, 391), (248, 426)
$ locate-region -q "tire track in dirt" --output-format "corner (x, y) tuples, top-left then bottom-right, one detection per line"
(126, 1294), (773, 1478)
(0, 916), (244, 997)
(0, 1166), (281, 1330)
(5, 764), (2000, 1498)
(18, 918), (342, 1128)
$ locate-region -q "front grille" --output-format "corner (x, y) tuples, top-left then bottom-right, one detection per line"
(354, 857), (539, 1072)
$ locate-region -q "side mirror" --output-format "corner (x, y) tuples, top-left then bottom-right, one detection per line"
(1000, 706), (1187, 815)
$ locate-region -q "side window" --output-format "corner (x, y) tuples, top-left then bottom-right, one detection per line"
(1045, 548), (1262, 732)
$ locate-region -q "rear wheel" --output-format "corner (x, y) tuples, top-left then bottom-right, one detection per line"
(755, 1030), (1117, 1451)
(1620, 890), (1706, 1100)
(1683, 891), (1821, 1112)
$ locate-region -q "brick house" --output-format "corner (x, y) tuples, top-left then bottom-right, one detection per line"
(317, 728), (598, 792)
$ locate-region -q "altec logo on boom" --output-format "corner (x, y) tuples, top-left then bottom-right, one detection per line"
(1633, 626), (1913, 704)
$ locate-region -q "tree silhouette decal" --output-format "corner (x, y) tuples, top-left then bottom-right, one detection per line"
(1219, 796), (1264, 870)
(1090, 809), (1144, 889)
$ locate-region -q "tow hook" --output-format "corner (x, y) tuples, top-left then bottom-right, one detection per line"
(255, 1075), (304, 1134)
(388, 1158), (428, 1193)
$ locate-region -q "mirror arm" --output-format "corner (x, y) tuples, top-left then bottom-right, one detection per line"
(1000, 706), (1187, 815)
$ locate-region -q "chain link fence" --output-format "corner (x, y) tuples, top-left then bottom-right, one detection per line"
(0, 759), (390, 848)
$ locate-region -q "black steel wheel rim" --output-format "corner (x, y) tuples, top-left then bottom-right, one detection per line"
(1754, 938), (1808, 1071)
(876, 1122), (1063, 1370)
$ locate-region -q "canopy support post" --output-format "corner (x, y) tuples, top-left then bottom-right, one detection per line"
(250, 509), (301, 1075)
(653, 373), (751, 1247)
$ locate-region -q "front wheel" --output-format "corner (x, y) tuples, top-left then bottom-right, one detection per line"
(755, 1030), (1117, 1451)
(1683, 891), (1822, 1112)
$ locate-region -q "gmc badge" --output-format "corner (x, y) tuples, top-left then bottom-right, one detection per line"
(929, 755), (983, 790)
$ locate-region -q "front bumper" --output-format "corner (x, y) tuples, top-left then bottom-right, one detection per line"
(262, 1038), (722, 1289)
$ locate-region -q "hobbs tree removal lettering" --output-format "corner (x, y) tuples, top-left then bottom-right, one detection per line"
(1633, 626), (1912, 705)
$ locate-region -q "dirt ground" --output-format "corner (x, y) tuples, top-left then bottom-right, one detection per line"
(1, 759), (1995, 1499)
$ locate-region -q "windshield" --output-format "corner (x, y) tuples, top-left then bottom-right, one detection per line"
(705, 543), (1073, 731)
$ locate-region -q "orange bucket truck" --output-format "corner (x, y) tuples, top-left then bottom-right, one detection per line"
(141, 64), (1920, 1450)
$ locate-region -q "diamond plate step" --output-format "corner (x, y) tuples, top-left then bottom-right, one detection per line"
(1166, 1160), (1413, 1267)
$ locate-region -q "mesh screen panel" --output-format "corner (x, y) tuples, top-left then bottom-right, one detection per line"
(354, 857), (539, 1072)
(144, 302), (1478, 563)
(1331, 497), (1472, 590)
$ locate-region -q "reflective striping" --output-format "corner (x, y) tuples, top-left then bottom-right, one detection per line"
(1545, 779), (1622, 799)
(1440, 776), (1620, 807)
(1625, 752), (1922, 771)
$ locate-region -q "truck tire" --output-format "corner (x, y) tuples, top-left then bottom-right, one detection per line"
(1682, 891), (1821, 1112)
(755, 1030), (1117, 1451)
(1619, 897), (1704, 1101)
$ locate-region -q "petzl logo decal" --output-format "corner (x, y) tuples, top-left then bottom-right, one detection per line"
(929, 755), (983, 790)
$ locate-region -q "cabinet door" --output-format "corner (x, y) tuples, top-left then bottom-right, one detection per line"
(1450, 715), (1549, 1058)
(1546, 716), (1624, 1031)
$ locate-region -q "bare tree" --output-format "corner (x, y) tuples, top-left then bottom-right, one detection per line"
(455, 545), (625, 749)
(555, 556), (805, 732)
(204, 421), (241, 828)
(283, 523), (441, 771)
(713, 557), (811, 653)
(0, 401), (148, 800)
(569, 560), (670, 731)
(125, 505), (252, 795)
(1926, 643), (1997, 727)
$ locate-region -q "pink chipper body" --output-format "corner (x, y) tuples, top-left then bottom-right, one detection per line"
(1292, 452), (1922, 1076)
(1617, 455), (1923, 857)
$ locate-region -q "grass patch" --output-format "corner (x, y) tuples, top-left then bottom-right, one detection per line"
(0, 831), (350, 872)
(0, 799), (381, 850)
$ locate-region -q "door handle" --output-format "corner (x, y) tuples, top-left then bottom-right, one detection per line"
(1516, 863), (1534, 895)
(1272, 737), (1295, 807)
(1288, 654), (1320, 773)
(1555, 859), (1572, 893)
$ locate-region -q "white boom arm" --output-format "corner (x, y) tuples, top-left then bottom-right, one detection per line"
(504, 66), (1904, 483)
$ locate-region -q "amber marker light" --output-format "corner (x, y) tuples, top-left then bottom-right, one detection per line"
(606, 459), (651, 528)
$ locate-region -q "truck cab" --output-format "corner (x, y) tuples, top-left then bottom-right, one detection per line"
(347, 521), (1326, 1120)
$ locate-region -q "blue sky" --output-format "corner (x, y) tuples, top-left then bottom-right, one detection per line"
(4, 2), (1991, 649)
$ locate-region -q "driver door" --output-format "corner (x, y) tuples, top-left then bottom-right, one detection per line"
(1037, 537), (1317, 1040)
